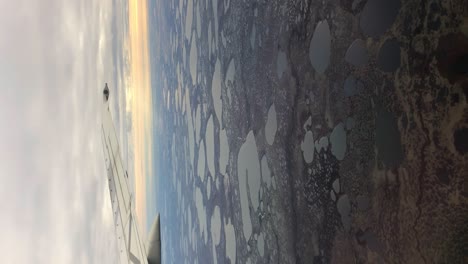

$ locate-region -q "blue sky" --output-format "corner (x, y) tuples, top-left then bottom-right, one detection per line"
(0, 0), (131, 262)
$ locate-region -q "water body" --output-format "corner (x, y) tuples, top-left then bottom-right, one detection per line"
(346, 117), (355, 130)
(332, 178), (340, 193)
(377, 39), (401, 72)
(309, 20), (331, 74)
(301, 131), (315, 163)
(357, 195), (370, 211)
(357, 230), (385, 254)
(454, 127), (468, 155)
(330, 122), (347, 161)
(265, 104), (277, 145)
(360, 0), (401, 37)
(375, 110), (403, 167)
(344, 75), (359, 97)
(337, 194), (351, 231)
(345, 39), (368, 67)
(276, 51), (288, 79)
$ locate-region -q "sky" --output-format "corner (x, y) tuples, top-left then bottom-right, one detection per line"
(127, 0), (153, 237)
(0, 0), (152, 263)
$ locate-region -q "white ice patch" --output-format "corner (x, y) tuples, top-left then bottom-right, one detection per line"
(195, 104), (201, 142)
(212, 0), (218, 46)
(221, 30), (227, 48)
(211, 205), (222, 245)
(225, 218), (236, 264)
(185, 0), (193, 39)
(207, 177), (211, 199)
(237, 131), (261, 240)
(257, 232), (265, 257)
(219, 129), (229, 174)
(198, 139), (206, 181)
(224, 0), (230, 13)
(206, 115), (215, 177)
(196, 1), (202, 39)
(212, 59), (222, 124)
(195, 187), (207, 243)
(190, 38), (198, 84)
(208, 20), (212, 56)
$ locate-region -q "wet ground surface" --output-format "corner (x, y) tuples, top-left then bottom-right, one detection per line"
(148, 0), (468, 263)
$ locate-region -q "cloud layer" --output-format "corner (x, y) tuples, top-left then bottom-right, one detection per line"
(0, 0), (124, 262)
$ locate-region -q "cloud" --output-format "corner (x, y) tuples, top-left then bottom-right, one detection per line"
(0, 0), (125, 263)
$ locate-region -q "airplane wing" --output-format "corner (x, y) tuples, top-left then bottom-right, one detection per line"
(101, 84), (161, 264)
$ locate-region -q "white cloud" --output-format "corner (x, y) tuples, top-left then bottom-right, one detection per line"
(0, 0), (127, 263)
